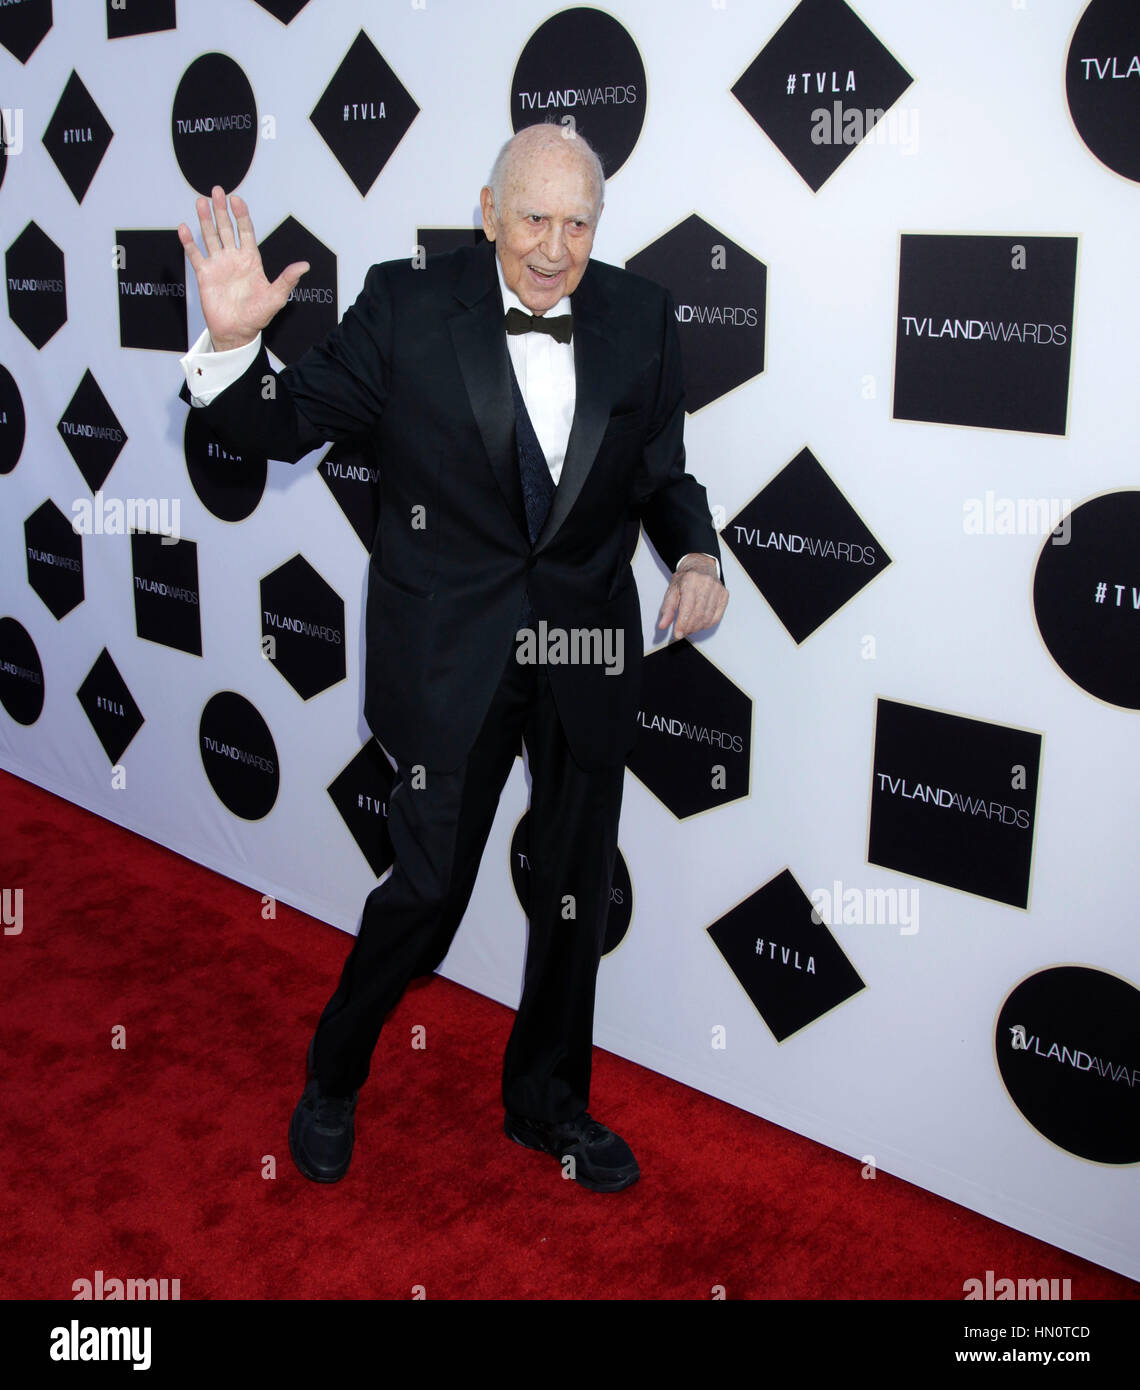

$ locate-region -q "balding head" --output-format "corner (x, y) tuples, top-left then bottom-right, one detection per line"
(480, 123), (605, 314)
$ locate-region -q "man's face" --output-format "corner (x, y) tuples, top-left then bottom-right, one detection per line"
(480, 145), (600, 315)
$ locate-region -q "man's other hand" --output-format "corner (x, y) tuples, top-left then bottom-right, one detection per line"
(177, 186), (310, 353)
(657, 554), (728, 640)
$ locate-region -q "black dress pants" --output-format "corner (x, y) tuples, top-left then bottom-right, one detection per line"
(309, 639), (626, 1124)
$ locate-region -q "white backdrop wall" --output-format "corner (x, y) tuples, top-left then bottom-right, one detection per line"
(1, 0), (1137, 1284)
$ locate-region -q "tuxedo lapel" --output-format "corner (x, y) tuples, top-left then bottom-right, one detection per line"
(448, 241), (527, 537)
(535, 261), (618, 552)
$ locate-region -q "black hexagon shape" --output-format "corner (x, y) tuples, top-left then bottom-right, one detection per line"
(0, 0), (52, 63)
(6, 221), (67, 350)
(317, 439), (380, 551)
(259, 216), (338, 365)
(25, 498), (83, 620)
(627, 639), (751, 820)
(722, 447), (891, 643)
(107, 0), (175, 38)
(77, 647), (143, 765)
(0, 364), (27, 474)
(57, 369), (127, 493)
(731, 0), (913, 193)
(260, 554), (346, 700)
(327, 740), (395, 878)
(0, 616), (44, 725)
(626, 214), (766, 413)
(310, 30), (419, 196)
(706, 868), (865, 1042)
(42, 70), (113, 203)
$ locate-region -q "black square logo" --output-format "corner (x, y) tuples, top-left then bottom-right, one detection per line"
(732, 0), (912, 192)
(116, 230), (187, 352)
(723, 447), (889, 642)
(868, 699), (1042, 910)
(58, 369), (127, 493)
(893, 234), (1078, 437)
(707, 869), (865, 1042)
(131, 531), (201, 656)
(42, 70), (113, 203)
(310, 31), (419, 196)
(77, 648), (144, 765)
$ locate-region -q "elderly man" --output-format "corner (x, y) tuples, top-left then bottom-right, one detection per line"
(178, 123), (727, 1192)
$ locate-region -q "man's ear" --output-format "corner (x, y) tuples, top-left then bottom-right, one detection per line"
(479, 186), (497, 241)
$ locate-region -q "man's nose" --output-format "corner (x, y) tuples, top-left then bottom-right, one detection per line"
(540, 224), (565, 262)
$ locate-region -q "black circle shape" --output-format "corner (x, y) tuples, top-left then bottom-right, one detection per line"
(171, 53), (258, 196)
(510, 8), (647, 178)
(199, 690), (280, 820)
(0, 364), (26, 474)
(509, 811), (632, 955)
(184, 408), (266, 522)
(996, 966), (1140, 1165)
(1066, 0), (1140, 183)
(0, 617), (44, 725)
(1033, 490), (1140, 709)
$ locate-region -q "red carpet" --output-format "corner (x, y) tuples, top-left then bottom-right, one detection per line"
(1, 767), (1136, 1301)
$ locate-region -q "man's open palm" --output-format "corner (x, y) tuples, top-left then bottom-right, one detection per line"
(177, 186), (309, 353)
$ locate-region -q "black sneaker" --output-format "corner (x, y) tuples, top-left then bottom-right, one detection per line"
(289, 1043), (358, 1183)
(504, 1110), (640, 1192)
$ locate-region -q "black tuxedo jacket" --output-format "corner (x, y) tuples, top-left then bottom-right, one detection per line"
(189, 238), (719, 771)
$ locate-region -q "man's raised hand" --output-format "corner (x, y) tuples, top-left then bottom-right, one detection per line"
(177, 186), (310, 353)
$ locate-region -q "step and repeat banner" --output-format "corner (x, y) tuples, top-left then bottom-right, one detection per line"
(1, 0), (1138, 1284)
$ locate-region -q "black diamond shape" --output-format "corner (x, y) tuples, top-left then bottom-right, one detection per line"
(626, 214), (766, 413)
(106, 0), (175, 38)
(722, 447), (890, 643)
(0, 0), (52, 64)
(260, 554), (346, 700)
(57, 369), (127, 493)
(77, 647), (144, 764)
(310, 30), (419, 196)
(184, 407), (266, 523)
(259, 216), (338, 365)
(42, 70), (113, 203)
(317, 439), (380, 551)
(327, 740), (395, 878)
(0, 364), (27, 474)
(131, 531), (201, 656)
(707, 868), (865, 1042)
(732, 0), (912, 192)
(6, 221), (67, 350)
(252, 0), (311, 21)
(627, 640), (751, 820)
(25, 498), (83, 620)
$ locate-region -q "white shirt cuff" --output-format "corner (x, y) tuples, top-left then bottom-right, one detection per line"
(678, 552), (722, 582)
(180, 328), (262, 407)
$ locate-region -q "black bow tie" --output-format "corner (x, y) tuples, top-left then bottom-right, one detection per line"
(504, 306), (573, 344)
